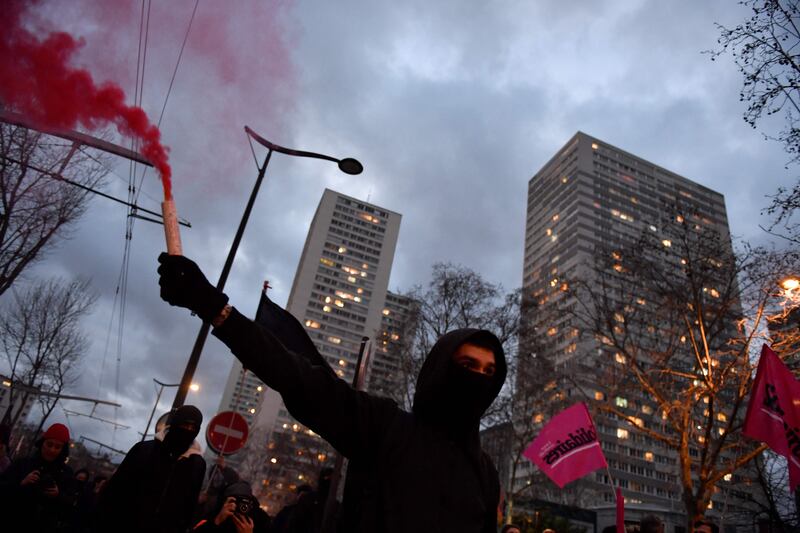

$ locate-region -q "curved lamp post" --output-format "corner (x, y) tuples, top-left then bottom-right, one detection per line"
(172, 127), (363, 408)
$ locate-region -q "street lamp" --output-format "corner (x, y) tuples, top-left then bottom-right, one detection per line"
(171, 127), (363, 409)
(143, 378), (199, 441)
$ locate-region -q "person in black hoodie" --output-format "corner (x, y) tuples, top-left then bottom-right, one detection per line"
(94, 405), (206, 533)
(0, 422), (74, 532)
(157, 254), (507, 533)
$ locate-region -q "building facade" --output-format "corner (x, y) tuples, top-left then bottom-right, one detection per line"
(519, 132), (756, 531)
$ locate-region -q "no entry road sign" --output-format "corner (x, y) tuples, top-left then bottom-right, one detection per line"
(206, 411), (249, 455)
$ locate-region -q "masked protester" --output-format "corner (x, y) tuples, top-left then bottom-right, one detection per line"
(158, 254), (507, 533)
(94, 405), (206, 533)
(0, 423), (74, 532)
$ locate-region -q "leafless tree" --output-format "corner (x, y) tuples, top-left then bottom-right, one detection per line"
(564, 203), (800, 530)
(391, 262), (520, 411)
(711, 1), (800, 242)
(0, 122), (109, 296)
(0, 277), (97, 429)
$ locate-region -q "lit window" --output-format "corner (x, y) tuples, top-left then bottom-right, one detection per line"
(676, 215), (684, 223)
(338, 246), (347, 253)
(552, 214), (560, 221)
(362, 263), (369, 269)
(680, 336), (686, 343)
(282, 423), (288, 429)
(249, 408), (256, 414)
(391, 333), (400, 341)
(551, 235), (558, 242)
(324, 296), (332, 303)
(361, 272), (367, 277)
(613, 264), (624, 272)
(560, 282), (569, 292)
(257, 386), (263, 392)
(718, 427), (725, 435)
(356, 288), (363, 294)
(662, 239), (672, 247)
(382, 309), (390, 316)
(717, 413), (727, 422)
(550, 278), (558, 287)
(334, 299), (344, 308)
(615, 396), (628, 408)
(292, 424), (298, 431)
(323, 305), (332, 312)
(612, 251), (621, 260)
(533, 414), (544, 423)
(328, 336), (342, 345)
(546, 228), (552, 236)
(562, 177), (568, 183)
(642, 405), (653, 415)
(270, 458), (277, 464)
(317, 453), (327, 461)
(348, 276), (357, 283)
(724, 473), (732, 481)
(354, 296), (362, 303)
(617, 428), (629, 439)
(591, 142), (599, 150)
(636, 297), (646, 306)
(305, 320), (320, 329)
(320, 257), (335, 267)
(615, 353), (626, 364)
(632, 417), (644, 428)
(338, 359), (346, 366)
(649, 225), (657, 232)
(645, 452), (654, 461)
(547, 327), (558, 336)
(614, 313), (625, 323)
(594, 391), (604, 401)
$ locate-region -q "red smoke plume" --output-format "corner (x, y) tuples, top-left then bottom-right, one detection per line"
(0, 1), (173, 199)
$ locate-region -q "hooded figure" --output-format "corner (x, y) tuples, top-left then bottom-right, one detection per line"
(0, 423), (74, 532)
(158, 253), (507, 533)
(95, 405), (206, 533)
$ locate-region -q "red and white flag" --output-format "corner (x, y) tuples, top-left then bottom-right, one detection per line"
(523, 402), (608, 488)
(743, 344), (800, 490)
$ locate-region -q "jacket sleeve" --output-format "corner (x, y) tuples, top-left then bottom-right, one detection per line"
(212, 307), (397, 458)
(94, 441), (144, 528)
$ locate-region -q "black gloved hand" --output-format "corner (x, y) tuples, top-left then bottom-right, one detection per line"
(157, 253), (229, 323)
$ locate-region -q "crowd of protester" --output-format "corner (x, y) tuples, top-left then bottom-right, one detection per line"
(0, 412), (351, 533)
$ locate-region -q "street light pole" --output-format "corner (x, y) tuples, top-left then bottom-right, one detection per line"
(143, 378), (180, 442)
(171, 127), (363, 409)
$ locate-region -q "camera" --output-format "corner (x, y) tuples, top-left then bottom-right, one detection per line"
(234, 495), (254, 516)
(38, 472), (56, 490)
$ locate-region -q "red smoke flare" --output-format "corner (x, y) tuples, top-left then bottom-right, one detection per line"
(0, 1), (173, 199)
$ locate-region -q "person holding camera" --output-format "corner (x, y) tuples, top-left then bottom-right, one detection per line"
(193, 481), (270, 533)
(0, 423), (74, 532)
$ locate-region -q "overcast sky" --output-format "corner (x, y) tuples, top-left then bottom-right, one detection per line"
(4, 0), (796, 457)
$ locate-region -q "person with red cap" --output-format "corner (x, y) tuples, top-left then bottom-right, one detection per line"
(0, 422), (75, 531)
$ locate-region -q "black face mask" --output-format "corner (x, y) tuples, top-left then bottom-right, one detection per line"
(429, 363), (497, 437)
(163, 427), (196, 456)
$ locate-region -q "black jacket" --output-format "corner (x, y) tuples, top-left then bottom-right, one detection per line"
(0, 448), (74, 533)
(95, 436), (206, 533)
(213, 309), (506, 533)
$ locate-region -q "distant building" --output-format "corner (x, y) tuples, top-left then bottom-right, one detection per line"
(519, 132), (756, 531)
(0, 375), (36, 428)
(366, 290), (417, 401)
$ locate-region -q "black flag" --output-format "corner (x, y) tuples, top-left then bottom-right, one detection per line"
(254, 289), (334, 375)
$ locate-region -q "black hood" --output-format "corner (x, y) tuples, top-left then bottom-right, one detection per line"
(412, 328), (506, 436)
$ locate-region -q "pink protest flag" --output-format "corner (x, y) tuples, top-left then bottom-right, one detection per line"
(743, 344), (800, 490)
(523, 402), (608, 488)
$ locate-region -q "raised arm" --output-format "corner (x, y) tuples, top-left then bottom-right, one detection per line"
(157, 254), (396, 458)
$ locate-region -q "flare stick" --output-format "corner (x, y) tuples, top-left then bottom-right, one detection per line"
(161, 198), (183, 255)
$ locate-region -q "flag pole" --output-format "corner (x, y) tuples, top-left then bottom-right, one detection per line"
(605, 464), (625, 533)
